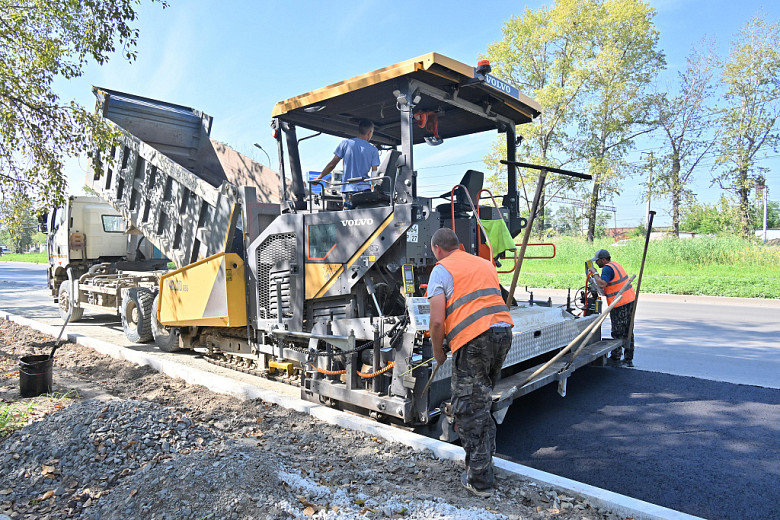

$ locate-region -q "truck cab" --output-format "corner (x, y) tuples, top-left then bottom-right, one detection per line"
(47, 196), (128, 301)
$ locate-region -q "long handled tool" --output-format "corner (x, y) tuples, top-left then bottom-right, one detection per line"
(500, 275), (635, 403)
(624, 211), (655, 353)
(421, 362), (440, 397)
(50, 267), (76, 359)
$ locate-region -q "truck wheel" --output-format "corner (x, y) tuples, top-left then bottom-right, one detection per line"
(121, 288), (154, 343)
(58, 282), (84, 322)
(151, 295), (181, 352)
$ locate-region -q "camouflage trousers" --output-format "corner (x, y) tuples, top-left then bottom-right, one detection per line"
(610, 301), (635, 361)
(451, 326), (512, 490)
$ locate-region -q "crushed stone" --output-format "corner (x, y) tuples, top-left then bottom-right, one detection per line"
(0, 318), (626, 520)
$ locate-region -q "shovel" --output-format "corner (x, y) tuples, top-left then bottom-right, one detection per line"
(50, 267), (76, 359)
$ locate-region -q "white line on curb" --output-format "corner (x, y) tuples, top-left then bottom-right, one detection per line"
(2, 310), (704, 520)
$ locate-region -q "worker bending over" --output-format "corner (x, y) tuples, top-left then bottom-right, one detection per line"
(315, 119), (380, 209)
(427, 228), (514, 498)
(589, 249), (636, 367)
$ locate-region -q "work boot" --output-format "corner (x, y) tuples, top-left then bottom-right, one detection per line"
(461, 473), (492, 498)
(621, 359), (634, 368)
(606, 356), (621, 367)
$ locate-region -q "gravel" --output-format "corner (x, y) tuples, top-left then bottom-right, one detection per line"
(0, 318), (626, 520)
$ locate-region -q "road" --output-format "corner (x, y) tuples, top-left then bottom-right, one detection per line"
(2, 262), (779, 519)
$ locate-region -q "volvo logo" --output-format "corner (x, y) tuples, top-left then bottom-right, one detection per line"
(341, 218), (374, 227)
(485, 75), (512, 94)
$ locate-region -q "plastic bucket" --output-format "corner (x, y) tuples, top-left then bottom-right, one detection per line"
(19, 355), (53, 398)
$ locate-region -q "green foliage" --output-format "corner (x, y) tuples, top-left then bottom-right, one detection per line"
(680, 196), (741, 234)
(483, 0), (664, 241)
(713, 14), (780, 236)
(484, 0), (597, 231)
(0, 0), (167, 207)
(751, 199), (780, 229)
(0, 252), (47, 263)
(630, 222), (647, 238)
(578, 0), (665, 241)
(0, 191), (38, 253)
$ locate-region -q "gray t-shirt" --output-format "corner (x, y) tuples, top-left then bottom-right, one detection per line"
(426, 263), (512, 329)
(426, 264), (454, 300)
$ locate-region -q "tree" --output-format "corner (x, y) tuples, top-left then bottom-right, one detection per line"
(577, 0), (665, 241)
(651, 43), (716, 236)
(713, 14), (780, 236)
(0, 0), (167, 208)
(0, 191), (38, 253)
(679, 196), (741, 235)
(484, 0), (597, 235)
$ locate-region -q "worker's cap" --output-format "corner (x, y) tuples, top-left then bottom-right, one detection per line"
(591, 249), (610, 261)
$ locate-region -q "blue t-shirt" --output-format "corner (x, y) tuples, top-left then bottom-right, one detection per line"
(334, 138), (380, 193)
(601, 264), (615, 283)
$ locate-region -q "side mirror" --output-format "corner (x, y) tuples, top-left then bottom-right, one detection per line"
(38, 211), (48, 233)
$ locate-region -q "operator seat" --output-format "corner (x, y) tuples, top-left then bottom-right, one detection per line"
(435, 169), (484, 217)
(350, 150), (401, 208)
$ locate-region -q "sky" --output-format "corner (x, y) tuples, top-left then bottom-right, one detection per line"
(55, 0), (780, 229)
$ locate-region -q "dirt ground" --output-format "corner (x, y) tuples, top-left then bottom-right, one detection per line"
(0, 318), (629, 520)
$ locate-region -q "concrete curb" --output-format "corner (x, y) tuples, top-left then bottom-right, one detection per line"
(2, 310), (704, 520)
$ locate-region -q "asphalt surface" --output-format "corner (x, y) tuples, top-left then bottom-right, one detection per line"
(497, 366), (780, 520)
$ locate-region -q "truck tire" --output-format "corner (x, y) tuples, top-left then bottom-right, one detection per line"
(121, 288), (154, 343)
(151, 294), (181, 352)
(58, 282), (84, 322)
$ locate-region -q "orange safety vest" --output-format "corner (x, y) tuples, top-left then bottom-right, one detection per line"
(604, 261), (635, 308)
(436, 250), (513, 353)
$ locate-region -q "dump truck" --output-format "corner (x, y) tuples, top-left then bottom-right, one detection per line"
(54, 53), (624, 439)
(45, 87), (284, 345)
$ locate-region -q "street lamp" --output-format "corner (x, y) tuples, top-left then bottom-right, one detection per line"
(253, 143), (271, 169)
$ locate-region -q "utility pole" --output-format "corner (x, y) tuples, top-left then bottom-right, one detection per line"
(645, 152), (653, 229)
(765, 186), (769, 244)
(757, 178), (768, 243)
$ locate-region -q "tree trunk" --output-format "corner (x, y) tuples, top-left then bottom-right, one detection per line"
(737, 168), (752, 236)
(586, 173), (600, 242)
(671, 157), (681, 237)
(536, 190), (546, 238)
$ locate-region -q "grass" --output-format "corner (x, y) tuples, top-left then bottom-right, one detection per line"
(0, 389), (78, 439)
(0, 401), (35, 438)
(497, 235), (780, 299)
(0, 252), (47, 263)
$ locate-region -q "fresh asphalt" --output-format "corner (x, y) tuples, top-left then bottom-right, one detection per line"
(2, 262), (779, 519)
(496, 364), (780, 520)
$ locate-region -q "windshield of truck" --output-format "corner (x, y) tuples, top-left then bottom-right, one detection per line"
(102, 215), (126, 233)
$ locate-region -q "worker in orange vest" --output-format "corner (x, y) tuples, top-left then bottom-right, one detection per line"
(427, 228), (514, 498)
(589, 249), (637, 367)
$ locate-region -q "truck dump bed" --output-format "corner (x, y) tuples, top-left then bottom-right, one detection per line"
(87, 87), (282, 268)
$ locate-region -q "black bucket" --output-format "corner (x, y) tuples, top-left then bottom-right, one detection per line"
(19, 355), (53, 398)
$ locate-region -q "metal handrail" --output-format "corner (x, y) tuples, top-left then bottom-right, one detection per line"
(496, 243), (557, 274)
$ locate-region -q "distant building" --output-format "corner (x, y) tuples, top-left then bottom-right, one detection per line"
(607, 227), (633, 240)
(755, 229), (780, 241)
